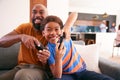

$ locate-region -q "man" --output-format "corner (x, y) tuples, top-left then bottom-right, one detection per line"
(0, 4), (50, 80)
(109, 22), (116, 32)
(99, 20), (108, 32)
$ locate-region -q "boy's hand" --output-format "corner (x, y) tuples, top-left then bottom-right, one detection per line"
(55, 42), (66, 60)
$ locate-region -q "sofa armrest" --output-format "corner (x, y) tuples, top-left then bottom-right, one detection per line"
(0, 42), (20, 70)
(99, 57), (120, 80)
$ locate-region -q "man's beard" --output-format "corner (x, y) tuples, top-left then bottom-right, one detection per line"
(32, 18), (43, 31)
(33, 23), (41, 30)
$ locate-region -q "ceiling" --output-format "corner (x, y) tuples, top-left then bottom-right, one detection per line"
(69, 0), (120, 11)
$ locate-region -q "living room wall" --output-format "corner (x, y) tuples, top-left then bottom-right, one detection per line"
(0, 0), (30, 37)
(0, 0), (69, 37)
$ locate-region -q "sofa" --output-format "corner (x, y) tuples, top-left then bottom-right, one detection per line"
(0, 42), (120, 80)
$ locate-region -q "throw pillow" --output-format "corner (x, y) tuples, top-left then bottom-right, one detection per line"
(74, 44), (101, 73)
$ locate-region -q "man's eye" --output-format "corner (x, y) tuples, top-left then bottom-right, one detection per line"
(32, 11), (37, 14)
(39, 11), (44, 14)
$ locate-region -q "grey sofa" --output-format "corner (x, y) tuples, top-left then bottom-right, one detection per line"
(99, 57), (120, 80)
(0, 42), (120, 80)
(0, 43), (20, 75)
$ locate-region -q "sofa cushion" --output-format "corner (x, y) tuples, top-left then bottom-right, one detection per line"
(74, 43), (101, 73)
(0, 43), (20, 70)
(99, 57), (120, 80)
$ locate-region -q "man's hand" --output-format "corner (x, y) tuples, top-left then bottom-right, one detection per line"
(21, 34), (40, 49)
(37, 49), (50, 64)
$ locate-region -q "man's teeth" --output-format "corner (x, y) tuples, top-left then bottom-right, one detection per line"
(35, 19), (41, 24)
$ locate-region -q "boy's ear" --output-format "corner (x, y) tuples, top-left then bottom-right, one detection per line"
(61, 29), (64, 33)
(42, 31), (45, 36)
(60, 29), (64, 35)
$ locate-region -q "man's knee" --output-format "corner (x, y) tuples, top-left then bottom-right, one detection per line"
(14, 69), (48, 80)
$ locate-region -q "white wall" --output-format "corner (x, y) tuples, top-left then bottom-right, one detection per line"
(0, 0), (29, 37)
(0, 0), (69, 37)
(116, 10), (120, 29)
(96, 33), (116, 58)
(47, 0), (69, 24)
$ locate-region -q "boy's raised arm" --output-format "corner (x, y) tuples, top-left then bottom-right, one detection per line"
(63, 12), (78, 39)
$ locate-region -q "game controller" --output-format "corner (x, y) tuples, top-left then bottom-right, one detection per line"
(58, 32), (66, 49)
(34, 42), (46, 50)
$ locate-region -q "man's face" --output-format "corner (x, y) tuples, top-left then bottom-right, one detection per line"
(32, 5), (48, 30)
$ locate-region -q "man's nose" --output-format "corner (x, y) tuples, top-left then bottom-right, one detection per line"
(36, 12), (41, 17)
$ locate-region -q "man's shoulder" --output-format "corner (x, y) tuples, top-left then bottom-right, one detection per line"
(15, 23), (33, 34)
(17, 23), (33, 30)
(20, 22), (33, 27)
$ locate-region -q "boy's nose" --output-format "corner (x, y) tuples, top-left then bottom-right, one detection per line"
(50, 31), (56, 34)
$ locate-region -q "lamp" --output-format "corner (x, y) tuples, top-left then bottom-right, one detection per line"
(102, 12), (109, 18)
(92, 15), (99, 20)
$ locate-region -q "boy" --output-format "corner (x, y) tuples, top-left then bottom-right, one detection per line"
(40, 13), (114, 80)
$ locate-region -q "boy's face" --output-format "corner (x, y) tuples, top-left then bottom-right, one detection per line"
(42, 22), (62, 44)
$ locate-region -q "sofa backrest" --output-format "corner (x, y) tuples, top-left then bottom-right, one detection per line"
(0, 42), (20, 70)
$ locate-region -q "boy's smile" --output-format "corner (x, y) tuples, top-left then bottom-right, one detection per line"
(42, 22), (62, 44)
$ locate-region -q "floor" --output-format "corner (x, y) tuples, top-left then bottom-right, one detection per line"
(100, 47), (120, 64)
(109, 56), (120, 64)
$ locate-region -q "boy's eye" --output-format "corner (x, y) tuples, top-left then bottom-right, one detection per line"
(55, 29), (59, 31)
(46, 28), (51, 31)
(55, 28), (61, 31)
